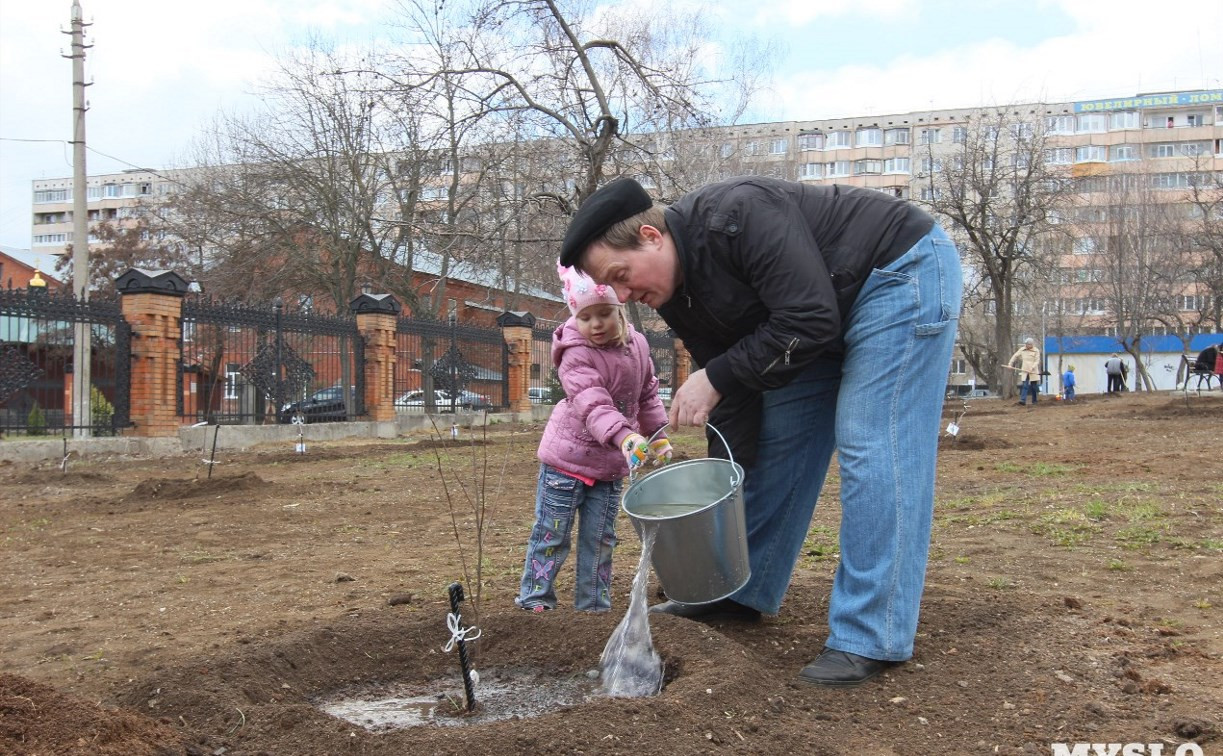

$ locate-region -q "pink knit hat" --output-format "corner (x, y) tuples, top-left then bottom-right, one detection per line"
(559, 262), (621, 316)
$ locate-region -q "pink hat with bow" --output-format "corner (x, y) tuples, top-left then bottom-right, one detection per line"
(558, 261), (621, 316)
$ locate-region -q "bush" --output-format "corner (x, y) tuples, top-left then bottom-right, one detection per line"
(91, 386), (115, 433)
(27, 402), (47, 436)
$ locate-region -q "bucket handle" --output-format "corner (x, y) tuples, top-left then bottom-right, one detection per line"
(626, 422), (740, 488)
(705, 422), (741, 487)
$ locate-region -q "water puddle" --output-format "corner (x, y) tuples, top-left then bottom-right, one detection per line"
(320, 668), (598, 731)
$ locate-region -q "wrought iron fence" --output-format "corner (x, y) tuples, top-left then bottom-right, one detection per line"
(394, 317), (507, 413)
(179, 298), (364, 425)
(0, 287), (130, 437)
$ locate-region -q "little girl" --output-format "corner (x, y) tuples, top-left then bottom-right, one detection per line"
(515, 263), (672, 613)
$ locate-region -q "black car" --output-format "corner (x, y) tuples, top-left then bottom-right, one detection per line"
(281, 387), (352, 423)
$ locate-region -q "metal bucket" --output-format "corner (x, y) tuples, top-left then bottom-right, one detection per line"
(621, 425), (749, 605)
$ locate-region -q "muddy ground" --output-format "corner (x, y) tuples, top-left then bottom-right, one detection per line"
(1, 392), (1220, 755)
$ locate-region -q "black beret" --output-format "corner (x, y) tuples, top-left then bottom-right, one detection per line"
(560, 178), (653, 268)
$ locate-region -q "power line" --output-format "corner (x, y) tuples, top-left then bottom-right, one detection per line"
(0, 136), (187, 186)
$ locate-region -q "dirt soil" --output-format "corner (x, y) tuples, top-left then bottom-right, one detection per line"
(1, 392), (1220, 755)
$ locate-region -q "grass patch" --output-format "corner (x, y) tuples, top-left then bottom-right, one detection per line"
(180, 550), (227, 564)
(994, 462), (1080, 477)
(1033, 508), (1098, 547)
(1083, 499), (1109, 521)
(1115, 524), (1165, 548)
(800, 525), (839, 564)
(1106, 559), (1130, 571)
(985, 577), (1015, 590)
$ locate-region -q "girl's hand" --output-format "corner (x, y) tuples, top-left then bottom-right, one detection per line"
(620, 434), (650, 469)
(648, 439), (673, 466)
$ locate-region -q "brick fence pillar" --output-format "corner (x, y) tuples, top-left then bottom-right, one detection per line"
(497, 311), (536, 412)
(350, 293), (401, 422)
(674, 339), (692, 389)
(116, 269), (190, 437)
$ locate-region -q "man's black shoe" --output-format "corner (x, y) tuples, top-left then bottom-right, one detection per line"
(648, 598), (761, 622)
(797, 648), (897, 687)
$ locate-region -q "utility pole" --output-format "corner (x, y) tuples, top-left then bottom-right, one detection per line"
(64, 0), (92, 438)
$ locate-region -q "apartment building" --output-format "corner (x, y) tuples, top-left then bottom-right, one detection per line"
(30, 168), (189, 256)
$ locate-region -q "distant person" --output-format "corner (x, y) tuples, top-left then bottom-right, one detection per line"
(514, 264), (671, 613)
(1008, 338), (1042, 406)
(1104, 353), (1125, 395)
(1062, 365), (1076, 402)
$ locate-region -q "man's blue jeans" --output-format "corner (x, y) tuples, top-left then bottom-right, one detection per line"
(516, 464), (621, 612)
(728, 225), (961, 662)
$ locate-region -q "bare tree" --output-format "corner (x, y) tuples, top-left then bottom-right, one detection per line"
(58, 216), (194, 294)
(917, 106), (1077, 397)
(386, 0), (770, 320)
(1181, 155), (1223, 332)
(1078, 166), (1186, 391)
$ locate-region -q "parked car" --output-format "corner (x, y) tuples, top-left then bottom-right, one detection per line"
(451, 389), (493, 411)
(394, 389), (451, 411)
(527, 387), (553, 404)
(281, 386), (353, 423)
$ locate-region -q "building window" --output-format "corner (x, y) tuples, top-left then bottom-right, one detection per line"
(1075, 145), (1107, 163)
(1010, 122), (1034, 139)
(797, 162), (824, 180)
(1110, 111), (1139, 130)
(855, 128), (882, 147)
(745, 141), (762, 156)
(826, 131), (852, 149)
(225, 363), (242, 400)
(720, 143), (735, 158)
(769, 138), (788, 155)
(32, 233), (69, 245)
(918, 128), (941, 145)
(1046, 115), (1075, 134)
(950, 358), (966, 374)
(1045, 147), (1073, 165)
(1186, 113), (1204, 127)
(919, 156), (942, 173)
(854, 159), (882, 175)
(1149, 143), (1177, 158)
(883, 157), (910, 174)
(33, 188), (70, 203)
(919, 186), (942, 201)
(884, 128), (909, 145)
(1073, 237), (1096, 255)
(1110, 145), (1137, 162)
(1077, 114), (1107, 133)
(797, 133), (824, 151)
(827, 161), (851, 177)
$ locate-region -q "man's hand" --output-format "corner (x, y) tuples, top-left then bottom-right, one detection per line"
(668, 369), (721, 428)
(620, 433), (650, 469)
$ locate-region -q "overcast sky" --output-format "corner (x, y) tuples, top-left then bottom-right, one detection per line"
(1, 0), (1220, 250)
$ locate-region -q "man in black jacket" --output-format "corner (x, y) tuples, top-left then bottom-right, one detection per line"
(561, 177), (961, 686)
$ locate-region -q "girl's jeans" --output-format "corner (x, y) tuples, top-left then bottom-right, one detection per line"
(516, 464), (621, 612)
(728, 224), (962, 662)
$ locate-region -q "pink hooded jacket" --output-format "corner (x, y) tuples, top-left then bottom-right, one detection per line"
(537, 318), (669, 481)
